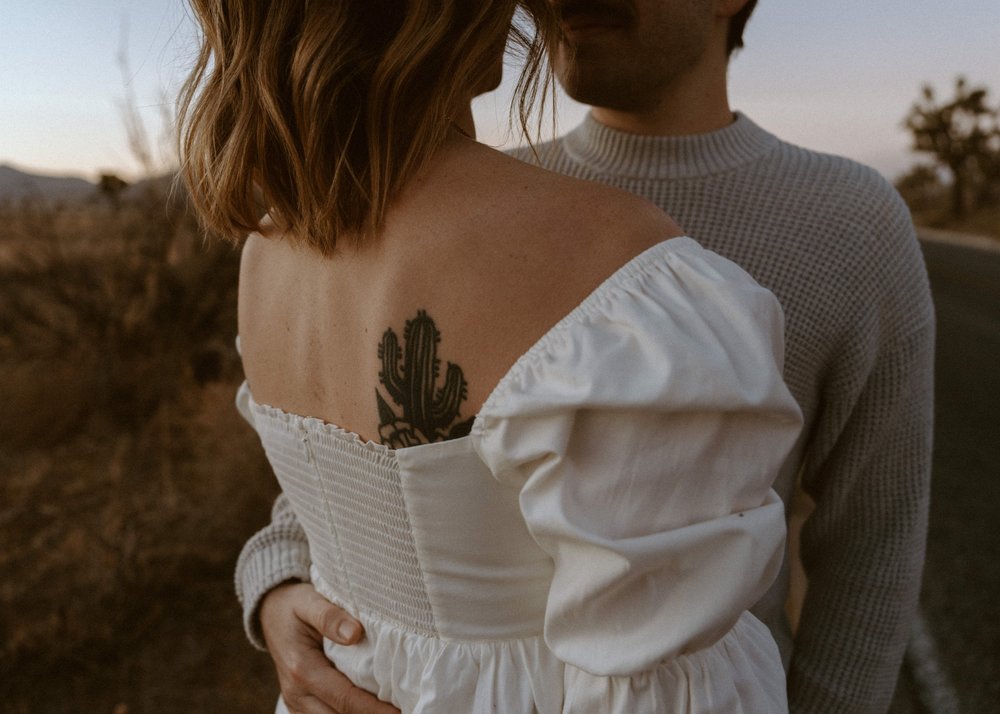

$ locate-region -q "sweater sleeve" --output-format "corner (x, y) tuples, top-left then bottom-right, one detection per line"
(234, 493), (313, 651)
(789, 190), (935, 713)
(233, 378), (314, 651)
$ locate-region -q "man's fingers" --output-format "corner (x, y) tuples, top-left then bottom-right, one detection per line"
(290, 656), (400, 714)
(262, 583), (395, 712)
(298, 589), (364, 645)
(279, 646), (344, 713)
(324, 672), (401, 714)
(281, 694), (336, 714)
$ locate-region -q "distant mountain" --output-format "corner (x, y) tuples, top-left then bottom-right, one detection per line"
(0, 164), (95, 202)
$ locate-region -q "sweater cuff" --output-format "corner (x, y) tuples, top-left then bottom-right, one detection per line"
(235, 538), (313, 651)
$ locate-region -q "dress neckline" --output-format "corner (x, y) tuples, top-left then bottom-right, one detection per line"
(247, 235), (698, 455)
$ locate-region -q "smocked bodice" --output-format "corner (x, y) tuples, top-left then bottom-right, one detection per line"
(247, 400), (552, 641)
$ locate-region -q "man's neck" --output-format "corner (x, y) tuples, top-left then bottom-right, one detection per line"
(452, 102), (476, 140)
(590, 55), (733, 137)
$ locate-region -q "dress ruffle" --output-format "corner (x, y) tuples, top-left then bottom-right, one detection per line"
(314, 601), (784, 713)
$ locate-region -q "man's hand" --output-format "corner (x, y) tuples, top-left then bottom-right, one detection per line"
(260, 582), (401, 714)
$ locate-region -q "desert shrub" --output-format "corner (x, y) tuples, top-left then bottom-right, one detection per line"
(0, 185), (279, 706)
(0, 185), (241, 439)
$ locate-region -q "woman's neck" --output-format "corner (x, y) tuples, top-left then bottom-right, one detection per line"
(452, 103), (476, 141)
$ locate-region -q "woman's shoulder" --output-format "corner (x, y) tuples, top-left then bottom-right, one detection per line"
(473, 146), (683, 271)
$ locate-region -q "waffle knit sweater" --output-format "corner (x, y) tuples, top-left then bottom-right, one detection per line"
(235, 113), (935, 713)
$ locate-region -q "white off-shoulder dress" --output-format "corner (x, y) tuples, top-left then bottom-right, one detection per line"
(237, 237), (803, 713)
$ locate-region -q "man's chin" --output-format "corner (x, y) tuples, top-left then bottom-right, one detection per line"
(557, 77), (640, 113)
(554, 51), (635, 109)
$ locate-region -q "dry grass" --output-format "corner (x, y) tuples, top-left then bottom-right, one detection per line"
(0, 189), (282, 712)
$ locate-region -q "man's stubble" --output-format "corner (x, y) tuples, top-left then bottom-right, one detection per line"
(552, 0), (714, 113)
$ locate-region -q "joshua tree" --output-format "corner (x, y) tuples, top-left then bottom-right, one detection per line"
(98, 173), (129, 210)
(905, 76), (1000, 218)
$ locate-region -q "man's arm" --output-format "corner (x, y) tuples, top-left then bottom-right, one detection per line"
(789, 202), (935, 712)
(235, 492), (315, 649)
(237, 494), (399, 713)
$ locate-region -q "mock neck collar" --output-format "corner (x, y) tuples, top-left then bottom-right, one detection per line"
(561, 111), (780, 180)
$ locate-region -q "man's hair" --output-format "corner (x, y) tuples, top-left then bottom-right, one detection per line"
(727, 0), (758, 56)
(178, 1), (559, 254)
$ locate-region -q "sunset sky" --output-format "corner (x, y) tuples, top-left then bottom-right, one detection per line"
(2, 0), (998, 181)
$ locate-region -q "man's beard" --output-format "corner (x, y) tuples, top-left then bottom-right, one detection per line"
(551, 1), (709, 113)
(555, 42), (692, 114)
(551, 0), (643, 111)
(552, 0), (637, 31)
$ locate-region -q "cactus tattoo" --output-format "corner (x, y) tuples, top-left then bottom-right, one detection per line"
(376, 310), (475, 448)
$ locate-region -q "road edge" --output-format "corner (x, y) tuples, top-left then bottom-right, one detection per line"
(908, 612), (962, 714)
(917, 226), (1000, 254)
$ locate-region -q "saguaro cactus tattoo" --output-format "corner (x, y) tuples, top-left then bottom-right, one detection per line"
(376, 310), (475, 448)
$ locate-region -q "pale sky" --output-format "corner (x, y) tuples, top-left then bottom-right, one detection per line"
(2, 0), (998, 181)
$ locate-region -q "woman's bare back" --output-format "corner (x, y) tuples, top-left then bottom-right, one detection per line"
(238, 136), (682, 444)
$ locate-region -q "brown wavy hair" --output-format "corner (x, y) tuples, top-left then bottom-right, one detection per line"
(178, 1), (560, 254)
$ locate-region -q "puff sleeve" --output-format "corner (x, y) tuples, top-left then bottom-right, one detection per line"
(471, 238), (802, 711)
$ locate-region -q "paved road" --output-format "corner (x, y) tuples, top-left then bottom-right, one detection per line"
(915, 235), (1000, 713)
